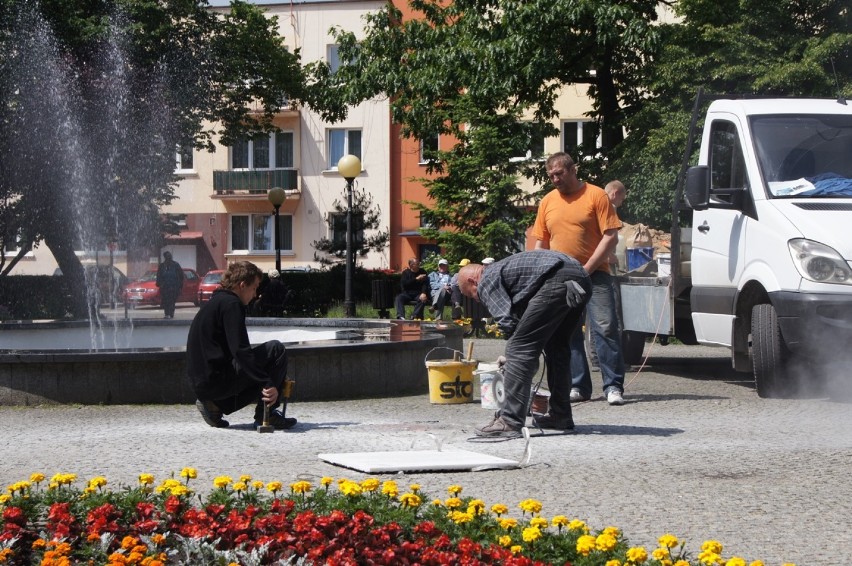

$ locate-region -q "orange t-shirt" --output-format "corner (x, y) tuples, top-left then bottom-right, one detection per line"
(531, 183), (622, 273)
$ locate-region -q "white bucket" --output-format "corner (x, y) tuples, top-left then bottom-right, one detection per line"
(475, 363), (499, 410)
(657, 252), (671, 277)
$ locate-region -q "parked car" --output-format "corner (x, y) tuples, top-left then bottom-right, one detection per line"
(53, 265), (128, 305)
(196, 269), (224, 305)
(123, 268), (200, 307)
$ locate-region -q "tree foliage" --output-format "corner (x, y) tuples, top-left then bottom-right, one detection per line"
(0, 0), (304, 316)
(311, 186), (390, 267)
(309, 0), (661, 260)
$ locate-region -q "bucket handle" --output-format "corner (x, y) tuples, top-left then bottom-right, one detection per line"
(424, 346), (465, 364)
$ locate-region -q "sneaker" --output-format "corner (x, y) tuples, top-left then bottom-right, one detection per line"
(255, 409), (297, 430)
(533, 414), (575, 431)
(196, 399), (229, 428)
(606, 390), (625, 406)
(569, 389), (589, 403)
(475, 415), (522, 438)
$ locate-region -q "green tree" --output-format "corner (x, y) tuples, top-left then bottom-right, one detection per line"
(0, 0), (304, 317)
(609, 0), (852, 229)
(308, 0), (661, 260)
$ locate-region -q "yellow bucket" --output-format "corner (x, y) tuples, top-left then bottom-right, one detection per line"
(425, 359), (478, 404)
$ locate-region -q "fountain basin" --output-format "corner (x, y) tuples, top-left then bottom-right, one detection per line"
(0, 318), (463, 405)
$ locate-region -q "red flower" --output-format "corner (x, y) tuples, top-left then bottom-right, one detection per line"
(163, 495), (182, 515)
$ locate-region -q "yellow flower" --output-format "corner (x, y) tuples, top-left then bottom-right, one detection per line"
(88, 476), (108, 489)
(658, 534), (679, 548)
(577, 534), (597, 556)
(569, 518), (590, 533)
(749, 562), (765, 566)
(51, 473), (77, 485)
(522, 526), (542, 543)
(653, 548), (671, 560)
(498, 517), (518, 530)
(169, 485), (189, 497)
(290, 481), (312, 494)
(431, 499), (443, 506)
(447, 484), (463, 495)
(361, 478), (380, 492)
(321, 476), (334, 488)
(518, 498), (542, 515)
(491, 503), (509, 516)
(232, 482), (247, 492)
(409, 483), (421, 492)
(29, 473), (45, 483)
(602, 526), (621, 538)
(239, 475), (252, 483)
(155, 479), (181, 494)
(138, 474), (155, 486)
(252, 480), (264, 490)
(606, 561), (623, 566)
(596, 533), (618, 552)
(551, 515), (569, 528)
(698, 550), (723, 565)
(266, 481), (283, 493)
(510, 545), (522, 555)
(701, 540), (724, 555)
(213, 476), (232, 489)
(725, 558), (747, 566)
(338, 480), (362, 497)
(151, 534), (165, 545)
(498, 535), (512, 547)
(445, 497), (463, 509)
(399, 493), (422, 508)
(180, 468), (197, 480)
(449, 510), (473, 524)
(381, 480), (398, 497)
(0, 494), (10, 505)
(530, 516), (548, 529)
(626, 546), (648, 563)
(675, 562), (690, 566)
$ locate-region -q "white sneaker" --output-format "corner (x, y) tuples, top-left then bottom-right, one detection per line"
(569, 389), (588, 403)
(606, 390), (625, 406)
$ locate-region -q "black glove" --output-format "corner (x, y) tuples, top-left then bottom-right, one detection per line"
(565, 280), (587, 308)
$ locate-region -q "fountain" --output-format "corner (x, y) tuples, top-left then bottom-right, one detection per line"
(0, 6), (463, 406)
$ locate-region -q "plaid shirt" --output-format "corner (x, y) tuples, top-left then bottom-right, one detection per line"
(478, 250), (583, 336)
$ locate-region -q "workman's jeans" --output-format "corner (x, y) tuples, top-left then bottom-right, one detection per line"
(569, 271), (624, 398)
(500, 267), (590, 429)
(209, 340), (288, 419)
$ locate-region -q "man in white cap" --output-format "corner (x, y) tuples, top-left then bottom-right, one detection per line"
(428, 258), (453, 319)
(482, 257), (495, 265)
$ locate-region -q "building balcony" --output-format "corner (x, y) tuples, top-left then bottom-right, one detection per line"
(213, 169), (299, 197)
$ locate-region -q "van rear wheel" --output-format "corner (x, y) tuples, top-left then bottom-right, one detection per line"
(751, 303), (793, 398)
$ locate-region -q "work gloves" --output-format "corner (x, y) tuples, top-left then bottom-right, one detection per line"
(565, 280), (587, 308)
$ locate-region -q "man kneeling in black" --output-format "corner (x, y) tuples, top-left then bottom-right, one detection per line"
(187, 260), (296, 429)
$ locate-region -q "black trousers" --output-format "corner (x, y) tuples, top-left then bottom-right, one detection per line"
(206, 341), (288, 421)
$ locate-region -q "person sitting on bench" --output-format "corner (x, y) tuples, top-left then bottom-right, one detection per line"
(395, 257), (429, 320)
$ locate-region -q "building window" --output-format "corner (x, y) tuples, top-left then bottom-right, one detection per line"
(419, 134), (439, 163)
(562, 120), (598, 156)
(328, 129), (362, 169)
(230, 214), (293, 253)
(230, 131), (295, 170)
(328, 44), (341, 74)
(175, 143), (194, 172)
(330, 213), (365, 248)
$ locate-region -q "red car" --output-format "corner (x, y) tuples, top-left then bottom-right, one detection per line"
(196, 269), (224, 305)
(123, 268), (200, 307)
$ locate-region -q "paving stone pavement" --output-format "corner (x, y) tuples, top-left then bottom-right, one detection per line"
(1, 337), (850, 565)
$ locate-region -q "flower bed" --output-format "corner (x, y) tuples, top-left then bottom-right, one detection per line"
(1, 471), (792, 565)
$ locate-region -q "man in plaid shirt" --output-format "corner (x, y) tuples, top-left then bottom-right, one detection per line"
(457, 250), (591, 438)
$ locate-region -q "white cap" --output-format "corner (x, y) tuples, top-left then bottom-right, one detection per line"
(438, 259), (448, 265)
(482, 257), (495, 265)
(268, 269), (280, 278)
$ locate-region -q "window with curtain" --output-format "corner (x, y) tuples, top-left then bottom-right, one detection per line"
(230, 132), (295, 170)
(328, 129), (362, 169)
(230, 214), (293, 252)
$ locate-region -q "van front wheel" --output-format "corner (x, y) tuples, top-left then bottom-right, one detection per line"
(750, 303), (793, 398)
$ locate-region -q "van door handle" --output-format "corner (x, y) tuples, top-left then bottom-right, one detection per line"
(697, 221), (710, 233)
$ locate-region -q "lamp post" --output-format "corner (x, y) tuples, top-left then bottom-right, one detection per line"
(268, 187), (286, 272)
(337, 154), (361, 318)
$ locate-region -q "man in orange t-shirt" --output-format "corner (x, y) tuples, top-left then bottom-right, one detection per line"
(531, 152), (626, 406)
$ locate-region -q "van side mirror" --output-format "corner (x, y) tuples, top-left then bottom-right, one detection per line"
(685, 166), (710, 210)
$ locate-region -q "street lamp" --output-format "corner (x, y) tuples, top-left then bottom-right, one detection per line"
(337, 154), (361, 318)
(268, 186), (286, 272)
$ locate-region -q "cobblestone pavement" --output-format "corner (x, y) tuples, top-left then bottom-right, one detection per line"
(2, 335), (850, 565)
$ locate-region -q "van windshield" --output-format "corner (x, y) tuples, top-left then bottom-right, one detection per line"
(751, 114), (852, 198)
